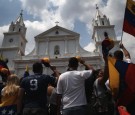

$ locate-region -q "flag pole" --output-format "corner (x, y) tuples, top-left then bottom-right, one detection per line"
(121, 0), (128, 43)
(120, 30), (124, 43)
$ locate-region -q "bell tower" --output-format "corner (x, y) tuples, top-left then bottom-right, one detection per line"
(0, 10), (27, 71)
(92, 5), (120, 55)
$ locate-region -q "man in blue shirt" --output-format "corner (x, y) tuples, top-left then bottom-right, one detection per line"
(20, 61), (59, 115)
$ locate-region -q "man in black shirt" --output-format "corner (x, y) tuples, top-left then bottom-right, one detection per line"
(20, 61), (59, 115)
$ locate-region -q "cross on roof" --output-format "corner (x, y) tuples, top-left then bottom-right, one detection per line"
(20, 10), (23, 16)
(96, 4), (99, 10)
(55, 21), (59, 26)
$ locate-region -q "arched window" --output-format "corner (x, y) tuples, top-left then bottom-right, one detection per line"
(19, 28), (21, 32)
(13, 26), (15, 31)
(102, 21), (104, 25)
(54, 45), (60, 55)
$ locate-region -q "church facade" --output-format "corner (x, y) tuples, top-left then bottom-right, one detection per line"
(0, 7), (120, 77)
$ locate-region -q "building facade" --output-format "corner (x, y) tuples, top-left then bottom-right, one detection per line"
(0, 7), (119, 77)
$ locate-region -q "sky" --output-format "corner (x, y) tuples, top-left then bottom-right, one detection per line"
(0, 0), (135, 62)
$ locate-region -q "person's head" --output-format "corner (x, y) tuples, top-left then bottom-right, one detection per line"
(68, 57), (79, 70)
(114, 50), (123, 60)
(4, 58), (8, 64)
(51, 66), (61, 76)
(0, 68), (9, 82)
(33, 62), (43, 74)
(96, 69), (104, 78)
(2, 74), (20, 96)
(92, 69), (104, 79)
(85, 65), (90, 70)
(7, 74), (20, 86)
(87, 69), (103, 87)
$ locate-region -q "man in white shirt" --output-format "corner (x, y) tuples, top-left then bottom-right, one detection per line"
(57, 57), (93, 115)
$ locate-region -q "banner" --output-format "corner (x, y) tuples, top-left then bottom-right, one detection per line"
(123, 0), (135, 37)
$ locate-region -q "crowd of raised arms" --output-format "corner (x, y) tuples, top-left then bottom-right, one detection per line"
(0, 33), (134, 115)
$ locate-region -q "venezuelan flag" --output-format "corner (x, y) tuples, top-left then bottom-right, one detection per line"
(108, 57), (119, 97)
(123, 0), (135, 37)
(108, 57), (135, 106)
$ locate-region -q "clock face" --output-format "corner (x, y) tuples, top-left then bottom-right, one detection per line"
(9, 38), (13, 43)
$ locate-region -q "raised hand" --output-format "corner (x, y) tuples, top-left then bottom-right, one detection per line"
(41, 57), (50, 67)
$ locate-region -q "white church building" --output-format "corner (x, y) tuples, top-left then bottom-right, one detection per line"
(0, 7), (120, 77)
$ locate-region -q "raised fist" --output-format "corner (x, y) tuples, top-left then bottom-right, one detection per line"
(41, 58), (50, 67)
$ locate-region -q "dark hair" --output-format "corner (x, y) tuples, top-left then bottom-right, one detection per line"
(68, 57), (78, 68)
(33, 62), (43, 74)
(114, 50), (123, 60)
(4, 58), (8, 64)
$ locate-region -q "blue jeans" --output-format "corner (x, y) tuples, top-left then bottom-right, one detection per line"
(62, 105), (86, 115)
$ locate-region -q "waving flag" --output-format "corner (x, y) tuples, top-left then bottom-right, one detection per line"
(123, 0), (135, 37)
(108, 57), (135, 106)
(108, 57), (119, 97)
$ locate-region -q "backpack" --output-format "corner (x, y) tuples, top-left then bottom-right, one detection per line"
(89, 79), (115, 115)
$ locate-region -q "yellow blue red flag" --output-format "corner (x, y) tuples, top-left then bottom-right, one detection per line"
(108, 57), (119, 97)
(123, 0), (135, 37)
(108, 57), (135, 105)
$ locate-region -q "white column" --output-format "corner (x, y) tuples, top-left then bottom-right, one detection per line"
(45, 38), (49, 55)
(35, 42), (38, 55)
(64, 37), (68, 54)
(75, 38), (79, 53)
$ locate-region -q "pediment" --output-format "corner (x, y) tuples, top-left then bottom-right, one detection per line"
(35, 25), (80, 39)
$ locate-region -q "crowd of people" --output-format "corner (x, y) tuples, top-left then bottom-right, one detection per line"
(0, 33), (135, 115)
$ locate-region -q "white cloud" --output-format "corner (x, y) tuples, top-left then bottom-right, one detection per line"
(122, 33), (135, 63)
(0, 25), (9, 46)
(20, 0), (48, 17)
(49, 0), (66, 6)
(1, 0), (135, 62)
(84, 42), (95, 52)
(103, 0), (126, 36)
(24, 20), (46, 53)
(19, 0), (104, 31)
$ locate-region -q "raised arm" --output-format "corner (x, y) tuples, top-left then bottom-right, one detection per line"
(41, 58), (60, 78)
(98, 53), (109, 85)
(50, 65), (60, 79)
(78, 57), (94, 70)
(120, 43), (131, 59)
(102, 55), (109, 83)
